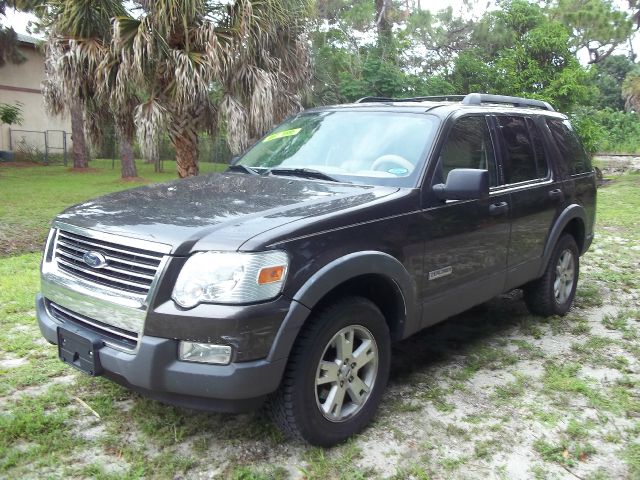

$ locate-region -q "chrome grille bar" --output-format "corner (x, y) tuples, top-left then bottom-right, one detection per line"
(54, 228), (164, 295)
(49, 301), (138, 350)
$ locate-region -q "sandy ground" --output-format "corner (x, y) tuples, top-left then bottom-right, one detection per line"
(1, 157), (639, 479)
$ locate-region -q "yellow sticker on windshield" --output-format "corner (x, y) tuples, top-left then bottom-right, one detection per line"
(263, 128), (301, 142)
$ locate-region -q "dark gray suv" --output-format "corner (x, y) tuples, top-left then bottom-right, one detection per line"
(36, 93), (596, 446)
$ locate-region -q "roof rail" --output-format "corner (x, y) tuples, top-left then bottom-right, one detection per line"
(354, 93), (555, 111)
(462, 93), (555, 111)
(355, 95), (466, 104)
(355, 96), (394, 103)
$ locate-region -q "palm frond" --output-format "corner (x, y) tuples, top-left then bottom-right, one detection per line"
(134, 98), (167, 161)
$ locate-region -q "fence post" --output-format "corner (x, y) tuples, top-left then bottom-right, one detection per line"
(43, 131), (49, 165)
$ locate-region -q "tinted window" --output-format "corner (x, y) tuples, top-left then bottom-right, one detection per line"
(547, 119), (592, 175)
(498, 116), (548, 183)
(438, 116), (498, 187)
(527, 118), (550, 179)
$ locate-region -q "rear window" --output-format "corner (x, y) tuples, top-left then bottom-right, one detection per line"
(497, 116), (549, 184)
(546, 119), (592, 175)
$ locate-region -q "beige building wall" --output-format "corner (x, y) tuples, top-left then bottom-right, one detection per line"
(0, 40), (71, 152)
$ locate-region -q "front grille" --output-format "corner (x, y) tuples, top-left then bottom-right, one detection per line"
(48, 301), (138, 350)
(54, 229), (163, 295)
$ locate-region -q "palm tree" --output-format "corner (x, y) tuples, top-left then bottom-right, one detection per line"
(622, 68), (640, 113)
(113, 0), (311, 178)
(42, 0), (136, 176)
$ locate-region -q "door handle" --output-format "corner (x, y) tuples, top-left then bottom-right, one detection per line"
(548, 189), (564, 201)
(489, 201), (509, 216)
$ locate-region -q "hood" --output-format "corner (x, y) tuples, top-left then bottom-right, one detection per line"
(54, 173), (398, 254)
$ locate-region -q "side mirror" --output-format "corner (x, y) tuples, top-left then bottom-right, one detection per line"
(433, 168), (489, 201)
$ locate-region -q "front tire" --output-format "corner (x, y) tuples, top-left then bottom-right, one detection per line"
(268, 296), (391, 446)
(524, 234), (579, 316)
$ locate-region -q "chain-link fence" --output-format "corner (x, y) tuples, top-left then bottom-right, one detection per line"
(7, 128), (232, 171)
(98, 133), (233, 172)
(9, 129), (68, 165)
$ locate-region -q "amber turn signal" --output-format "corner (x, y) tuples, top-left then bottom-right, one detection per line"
(258, 265), (286, 284)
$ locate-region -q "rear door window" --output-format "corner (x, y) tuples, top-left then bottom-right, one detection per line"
(497, 116), (549, 184)
(546, 118), (592, 175)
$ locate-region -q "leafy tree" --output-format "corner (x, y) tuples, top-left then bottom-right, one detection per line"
(553, 0), (633, 64)
(401, 6), (473, 75)
(450, 0), (593, 112)
(0, 101), (23, 125)
(0, 0), (35, 66)
(588, 54), (636, 110)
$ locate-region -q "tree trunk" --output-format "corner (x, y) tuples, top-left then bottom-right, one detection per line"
(170, 127), (199, 178)
(69, 96), (89, 169)
(119, 133), (138, 178)
(375, 0), (393, 43)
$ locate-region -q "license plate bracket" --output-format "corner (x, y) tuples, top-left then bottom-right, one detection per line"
(57, 326), (104, 376)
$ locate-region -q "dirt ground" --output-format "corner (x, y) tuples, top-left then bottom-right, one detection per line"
(1, 158), (638, 479)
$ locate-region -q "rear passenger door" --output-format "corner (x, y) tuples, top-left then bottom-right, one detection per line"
(491, 115), (565, 289)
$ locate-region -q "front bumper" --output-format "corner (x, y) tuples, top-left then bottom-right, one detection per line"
(36, 294), (288, 412)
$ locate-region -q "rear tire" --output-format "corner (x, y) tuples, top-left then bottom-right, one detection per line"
(524, 234), (579, 316)
(267, 296), (391, 446)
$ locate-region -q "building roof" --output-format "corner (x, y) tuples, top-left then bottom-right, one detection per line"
(16, 33), (41, 45)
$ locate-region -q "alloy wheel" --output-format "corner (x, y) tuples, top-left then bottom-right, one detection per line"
(314, 325), (379, 422)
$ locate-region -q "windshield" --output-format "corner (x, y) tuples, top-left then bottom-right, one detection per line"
(237, 110), (439, 187)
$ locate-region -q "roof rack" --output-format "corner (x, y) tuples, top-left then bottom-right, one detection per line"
(355, 95), (466, 104)
(354, 93), (555, 111)
(462, 93), (555, 111)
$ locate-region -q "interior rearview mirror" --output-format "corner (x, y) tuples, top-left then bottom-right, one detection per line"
(432, 168), (489, 201)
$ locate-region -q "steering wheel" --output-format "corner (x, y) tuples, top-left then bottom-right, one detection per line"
(371, 154), (414, 174)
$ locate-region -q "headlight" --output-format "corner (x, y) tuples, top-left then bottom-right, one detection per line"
(171, 251), (289, 308)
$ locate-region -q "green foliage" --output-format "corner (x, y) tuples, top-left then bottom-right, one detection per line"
(569, 109), (603, 154)
(571, 107), (640, 153)
(588, 55), (635, 110)
(0, 101), (23, 125)
(451, 0), (594, 111)
(309, 0), (635, 117)
(554, 0), (633, 64)
(622, 67), (640, 112)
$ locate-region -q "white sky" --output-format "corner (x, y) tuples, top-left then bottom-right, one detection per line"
(4, 1), (484, 38)
(3, 0), (637, 62)
(3, 9), (40, 37)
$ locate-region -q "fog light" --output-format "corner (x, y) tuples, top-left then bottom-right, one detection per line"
(178, 342), (232, 365)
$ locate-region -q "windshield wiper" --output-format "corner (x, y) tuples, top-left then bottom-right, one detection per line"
(268, 168), (343, 183)
(226, 164), (260, 175)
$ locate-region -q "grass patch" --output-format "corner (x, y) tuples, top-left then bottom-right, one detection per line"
(574, 281), (604, 308)
(0, 160), (226, 256)
(625, 443), (640, 478)
(300, 442), (375, 479)
(474, 438), (500, 459)
(451, 344), (519, 383)
(493, 373), (530, 402)
(533, 438), (596, 467)
(230, 465), (289, 480)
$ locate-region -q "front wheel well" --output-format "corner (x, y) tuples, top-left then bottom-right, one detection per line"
(310, 274), (406, 341)
(562, 217), (586, 253)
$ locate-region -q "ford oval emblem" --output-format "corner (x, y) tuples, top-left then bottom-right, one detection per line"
(83, 251), (108, 269)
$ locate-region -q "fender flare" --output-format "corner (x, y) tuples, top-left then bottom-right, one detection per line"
(267, 251), (417, 362)
(538, 204), (587, 277)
